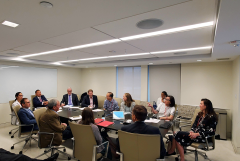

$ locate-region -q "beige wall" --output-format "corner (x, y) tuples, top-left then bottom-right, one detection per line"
(232, 56), (240, 153)
(80, 67), (116, 96)
(181, 62), (233, 137)
(0, 60), (82, 124)
(141, 65), (148, 101)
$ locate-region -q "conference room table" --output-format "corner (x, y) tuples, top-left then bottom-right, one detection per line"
(58, 108), (171, 136)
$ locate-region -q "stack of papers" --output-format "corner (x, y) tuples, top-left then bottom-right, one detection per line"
(79, 107), (85, 110)
(93, 109), (103, 112)
(69, 115), (82, 120)
(124, 112), (131, 115)
(57, 109), (62, 112)
(68, 107), (79, 109)
(144, 119), (160, 123)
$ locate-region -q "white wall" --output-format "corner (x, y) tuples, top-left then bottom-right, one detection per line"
(141, 65), (148, 101)
(0, 60), (82, 124)
(81, 67), (116, 97)
(232, 56), (240, 153)
(181, 62), (233, 138)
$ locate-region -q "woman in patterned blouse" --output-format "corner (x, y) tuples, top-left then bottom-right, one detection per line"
(166, 98), (218, 161)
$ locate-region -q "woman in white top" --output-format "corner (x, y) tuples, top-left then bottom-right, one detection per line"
(148, 95), (175, 121)
(12, 92), (23, 108)
(157, 91), (168, 107)
(120, 93), (136, 113)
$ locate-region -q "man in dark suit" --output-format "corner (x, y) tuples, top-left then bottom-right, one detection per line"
(81, 89), (98, 109)
(18, 98), (39, 132)
(33, 89), (48, 108)
(61, 87), (79, 106)
(121, 105), (166, 159)
(39, 99), (73, 148)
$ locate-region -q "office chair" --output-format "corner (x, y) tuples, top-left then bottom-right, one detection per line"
(8, 100), (19, 138)
(69, 121), (109, 161)
(175, 109), (217, 161)
(10, 105), (38, 154)
(117, 130), (162, 161)
(33, 108), (71, 160)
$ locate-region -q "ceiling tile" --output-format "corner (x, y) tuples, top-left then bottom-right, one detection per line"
(13, 42), (60, 53)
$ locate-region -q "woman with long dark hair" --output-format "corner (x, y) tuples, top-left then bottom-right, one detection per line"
(120, 93), (135, 112)
(166, 99), (218, 161)
(78, 107), (112, 159)
(12, 92), (23, 108)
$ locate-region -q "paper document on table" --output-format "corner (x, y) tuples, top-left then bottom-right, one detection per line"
(68, 107), (79, 109)
(69, 115), (82, 120)
(124, 112), (131, 115)
(79, 107), (85, 110)
(57, 110), (62, 112)
(144, 119), (160, 123)
(92, 109), (103, 112)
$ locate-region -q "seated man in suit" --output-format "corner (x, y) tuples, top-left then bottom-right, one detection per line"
(39, 99), (73, 148)
(81, 89), (98, 109)
(103, 92), (119, 113)
(33, 89), (48, 108)
(18, 98), (39, 132)
(61, 87), (79, 106)
(121, 105), (166, 159)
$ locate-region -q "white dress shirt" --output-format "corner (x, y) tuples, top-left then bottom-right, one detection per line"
(156, 103), (175, 118)
(12, 100), (22, 108)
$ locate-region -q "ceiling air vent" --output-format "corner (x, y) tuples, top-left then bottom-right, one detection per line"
(216, 58), (230, 61)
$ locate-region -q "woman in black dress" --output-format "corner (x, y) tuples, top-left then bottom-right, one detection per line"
(167, 98), (218, 161)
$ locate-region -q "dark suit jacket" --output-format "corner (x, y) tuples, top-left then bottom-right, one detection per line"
(81, 95), (98, 109)
(121, 121), (166, 158)
(33, 95), (48, 108)
(39, 109), (66, 148)
(61, 93), (79, 106)
(18, 108), (39, 132)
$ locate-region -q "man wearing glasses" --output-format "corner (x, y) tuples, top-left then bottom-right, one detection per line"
(18, 98), (39, 132)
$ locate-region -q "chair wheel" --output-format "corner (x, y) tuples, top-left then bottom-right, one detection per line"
(19, 151), (22, 154)
(11, 136), (14, 138)
(63, 148), (66, 152)
(68, 156), (71, 160)
(175, 157), (179, 161)
(9, 132), (12, 134)
(11, 146), (14, 149)
(44, 150), (47, 152)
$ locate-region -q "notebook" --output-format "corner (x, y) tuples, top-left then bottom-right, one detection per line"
(95, 118), (104, 124)
(97, 121), (114, 127)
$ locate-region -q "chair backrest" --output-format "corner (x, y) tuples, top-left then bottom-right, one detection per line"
(69, 122), (97, 161)
(12, 105), (22, 134)
(140, 101), (151, 114)
(97, 95), (106, 109)
(9, 100), (15, 112)
(191, 108), (201, 127)
(31, 95), (36, 108)
(118, 130), (160, 161)
(33, 107), (47, 128)
(135, 100), (141, 105)
(177, 105), (197, 119)
(114, 97), (122, 108)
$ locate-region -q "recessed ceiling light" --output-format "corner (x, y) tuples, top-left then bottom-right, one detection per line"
(52, 62), (62, 65)
(2, 21), (19, 28)
(55, 46), (211, 64)
(149, 63), (153, 65)
(137, 19), (163, 29)
(12, 57), (26, 61)
(197, 60), (202, 62)
(151, 46), (211, 54)
(121, 21), (214, 41)
(40, 1), (53, 8)
(19, 39), (121, 58)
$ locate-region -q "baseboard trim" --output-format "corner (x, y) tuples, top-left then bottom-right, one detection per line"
(232, 141), (240, 154)
(0, 122), (11, 127)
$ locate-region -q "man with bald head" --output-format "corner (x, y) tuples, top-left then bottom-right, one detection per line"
(61, 87), (79, 106)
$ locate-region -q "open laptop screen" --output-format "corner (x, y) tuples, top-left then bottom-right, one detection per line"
(113, 111), (124, 120)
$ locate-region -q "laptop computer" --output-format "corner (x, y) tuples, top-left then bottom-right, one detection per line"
(113, 111), (125, 120)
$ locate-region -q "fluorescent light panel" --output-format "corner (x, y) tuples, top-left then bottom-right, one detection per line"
(18, 21), (213, 58)
(120, 21), (214, 41)
(56, 46), (211, 63)
(19, 39), (121, 58)
(2, 21), (19, 27)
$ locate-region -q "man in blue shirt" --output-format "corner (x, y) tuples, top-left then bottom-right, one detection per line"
(103, 92), (119, 112)
(18, 98), (39, 132)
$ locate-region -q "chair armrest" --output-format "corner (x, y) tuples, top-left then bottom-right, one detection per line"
(93, 141), (109, 159)
(204, 135), (215, 150)
(179, 124), (191, 131)
(38, 132), (55, 148)
(116, 152), (123, 161)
